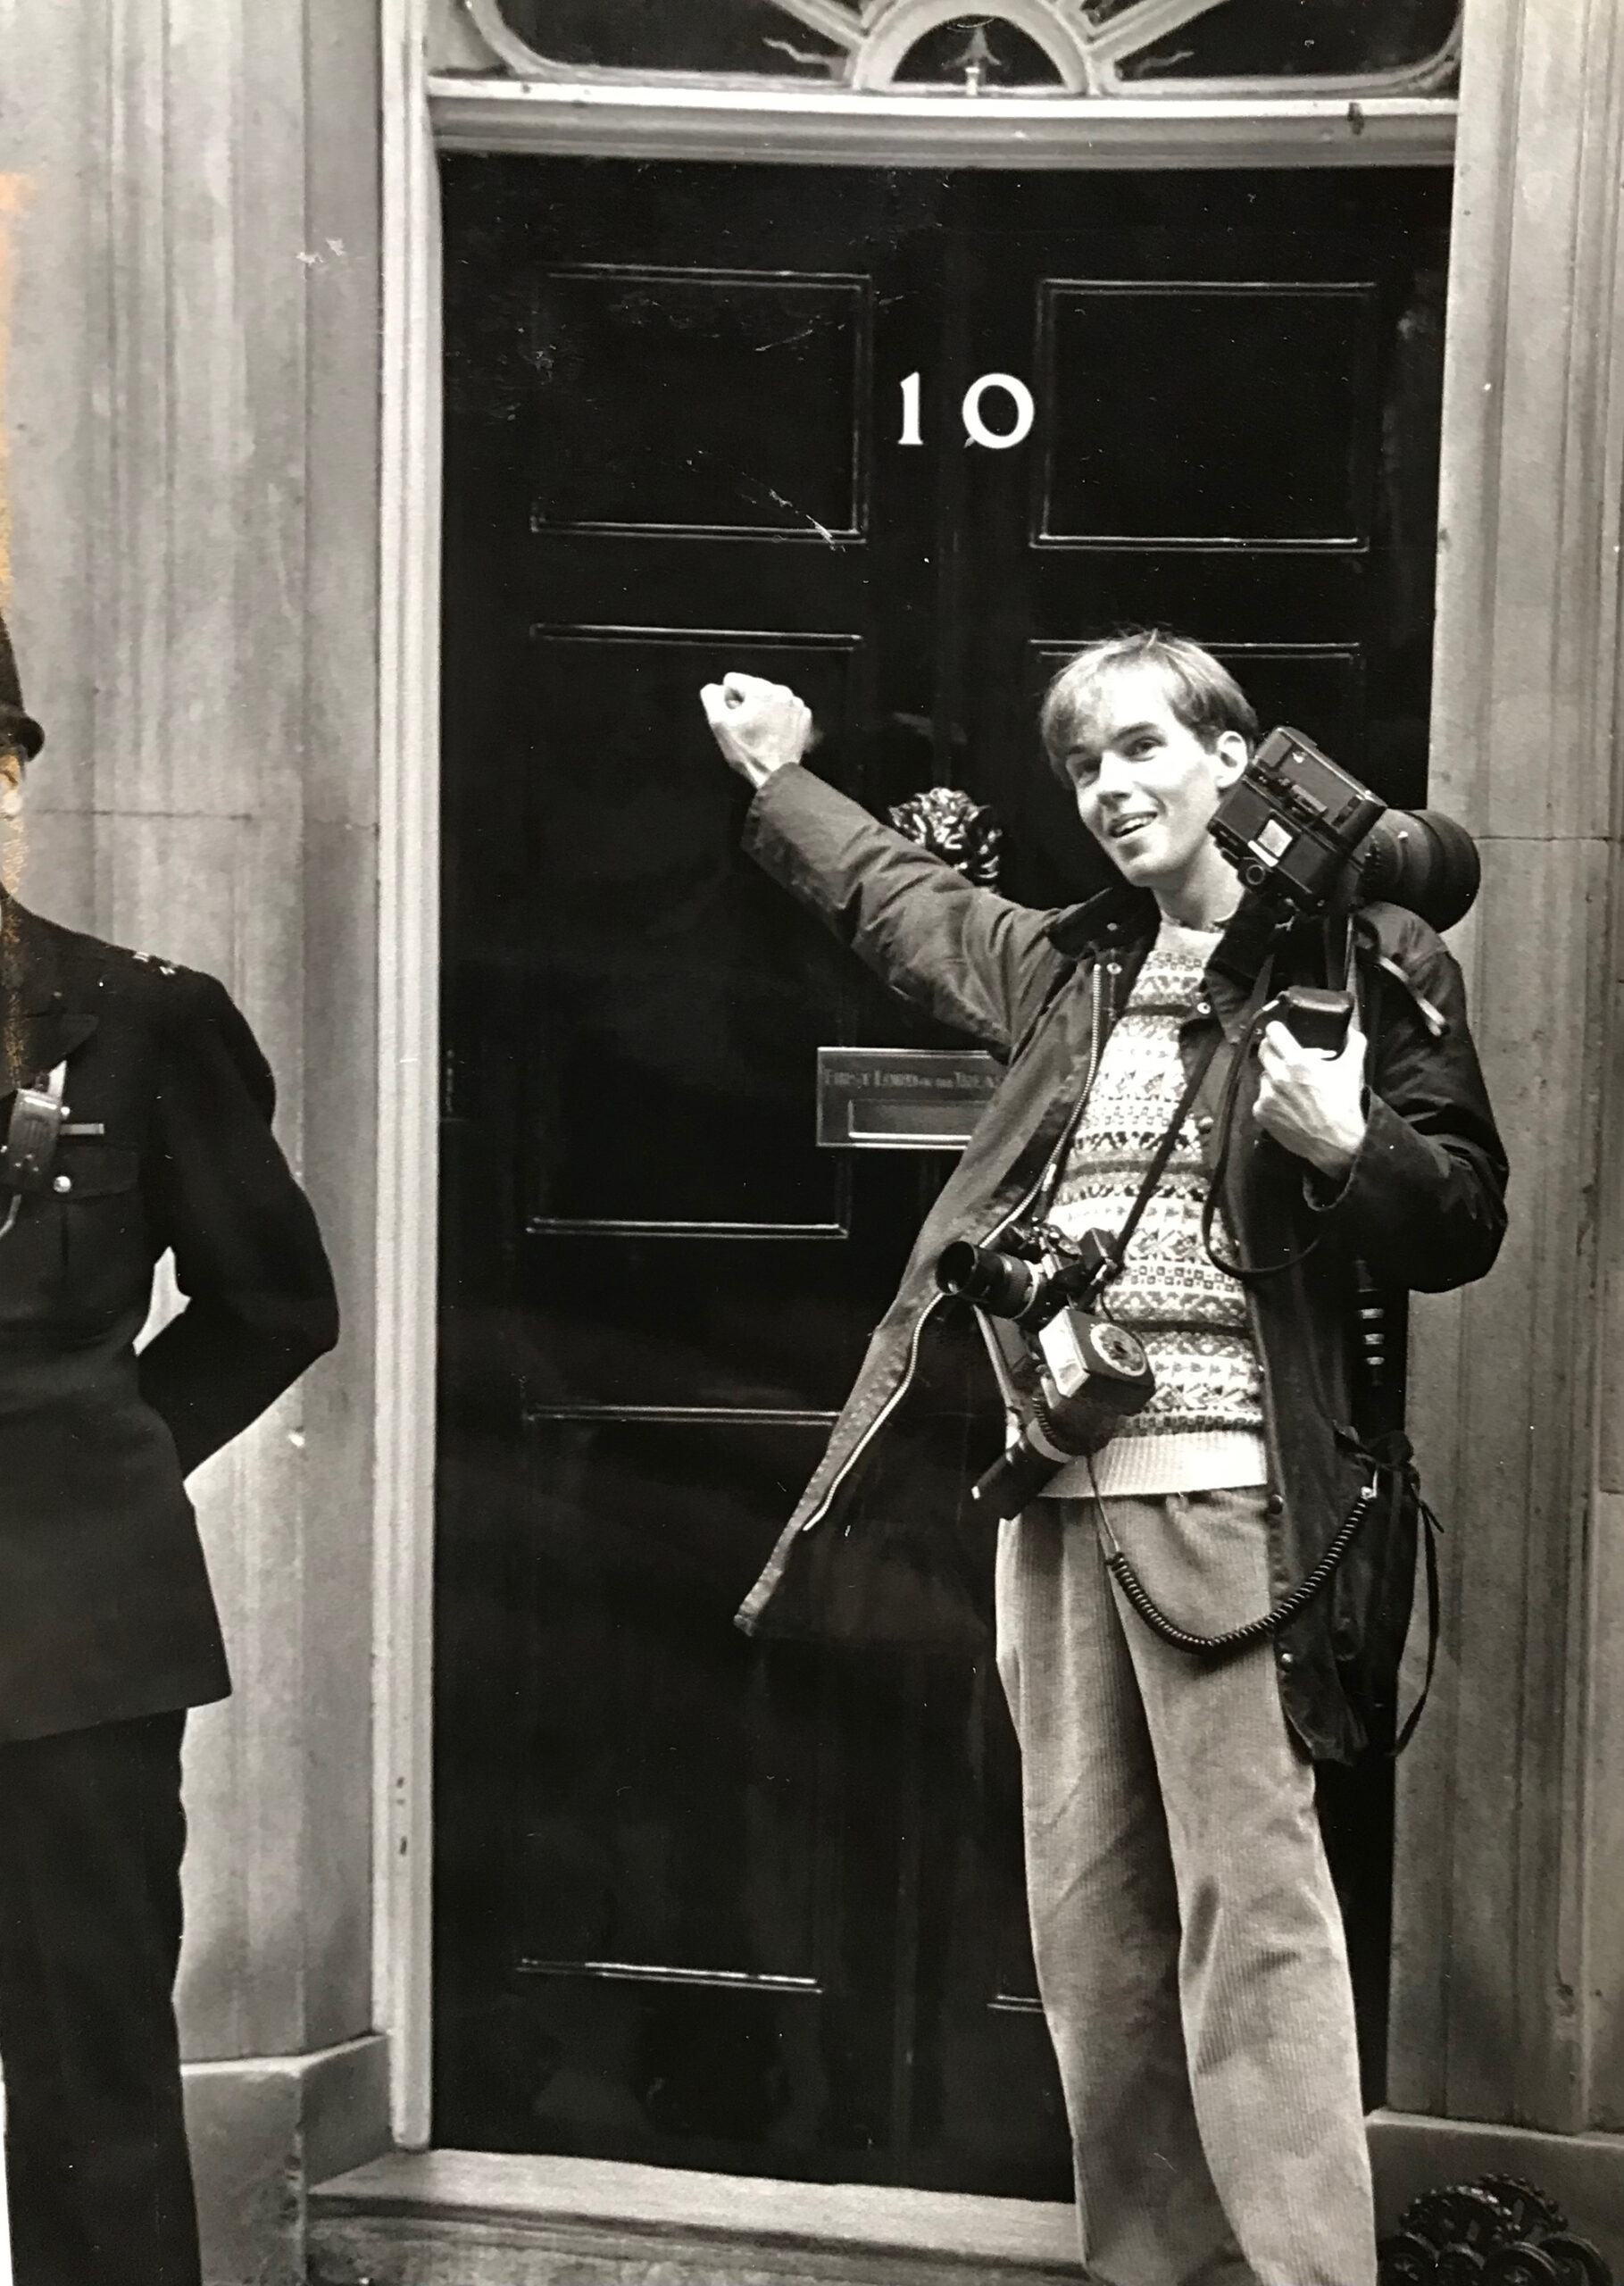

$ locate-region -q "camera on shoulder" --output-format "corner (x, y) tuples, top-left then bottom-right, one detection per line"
(1209, 725), (1478, 935)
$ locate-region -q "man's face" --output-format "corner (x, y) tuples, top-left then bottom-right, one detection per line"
(1061, 663), (1246, 899)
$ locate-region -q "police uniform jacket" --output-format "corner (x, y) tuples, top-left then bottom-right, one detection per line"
(734, 765), (1508, 1766)
(0, 895), (339, 1741)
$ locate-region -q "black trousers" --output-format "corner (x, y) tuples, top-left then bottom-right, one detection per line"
(0, 1711), (201, 2286)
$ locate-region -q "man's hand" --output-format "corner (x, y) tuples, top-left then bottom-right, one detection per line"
(700, 673), (813, 790)
(1253, 1020), (1368, 1181)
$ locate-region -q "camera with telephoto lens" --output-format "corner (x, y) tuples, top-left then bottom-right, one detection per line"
(936, 1230), (1155, 1520)
(1210, 726), (1480, 935)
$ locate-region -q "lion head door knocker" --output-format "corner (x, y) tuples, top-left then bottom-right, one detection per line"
(812, 780), (1004, 1153)
(887, 786), (1004, 890)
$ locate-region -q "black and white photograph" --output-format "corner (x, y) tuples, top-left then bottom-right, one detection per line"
(0, 2), (1619, 2281)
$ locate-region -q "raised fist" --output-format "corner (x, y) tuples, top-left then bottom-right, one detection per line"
(699, 672), (813, 791)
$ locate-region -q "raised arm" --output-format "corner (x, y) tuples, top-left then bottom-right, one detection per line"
(700, 672), (1062, 1055)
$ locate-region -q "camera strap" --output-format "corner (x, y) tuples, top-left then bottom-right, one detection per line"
(1092, 1432), (1444, 1753)
(1095, 1029), (1225, 1281)
(1037, 955), (1277, 1286)
(1091, 1450), (1380, 1661)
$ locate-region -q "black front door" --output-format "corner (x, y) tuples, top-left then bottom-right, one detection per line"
(436, 156), (1448, 2190)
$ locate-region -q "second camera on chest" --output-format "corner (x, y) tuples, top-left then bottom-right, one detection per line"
(936, 1231), (1154, 1518)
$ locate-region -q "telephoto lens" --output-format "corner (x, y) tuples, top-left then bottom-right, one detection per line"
(1354, 809), (1480, 932)
(935, 1240), (1043, 1322)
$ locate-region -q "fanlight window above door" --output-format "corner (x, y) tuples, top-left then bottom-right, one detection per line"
(465, 0), (1462, 96)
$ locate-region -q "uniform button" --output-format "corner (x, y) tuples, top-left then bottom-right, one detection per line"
(1195, 997), (1212, 1016)
(1195, 1114), (1214, 1136)
(1265, 1492), (1284, 1515)
(53, 1174), (71, 1195)
(1278, 1649), (1295, 1670)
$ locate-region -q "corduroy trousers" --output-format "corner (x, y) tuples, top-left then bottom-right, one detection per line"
(995, 1489), (1376, 2286)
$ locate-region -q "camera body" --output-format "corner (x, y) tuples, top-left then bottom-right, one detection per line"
(1026, 1300), (1154, 1453)
(1210, 727), (1386, 917)
(936, 1232), (1154, 1518)
(1210, 725), (1480, 936)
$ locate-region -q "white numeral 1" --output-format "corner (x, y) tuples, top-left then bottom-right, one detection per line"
(898, 371), (923, 446)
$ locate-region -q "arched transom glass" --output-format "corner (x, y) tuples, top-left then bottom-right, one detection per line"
(464, 0), (1462, 96)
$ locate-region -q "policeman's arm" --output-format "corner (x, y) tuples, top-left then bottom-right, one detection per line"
(1295, 934), (1507, 1293)
(137, 972), (339, 1476)
(700, 673), (1059, 1055)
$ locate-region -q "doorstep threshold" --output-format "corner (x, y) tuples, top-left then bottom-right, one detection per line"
(309, 2148), (1083, 2282)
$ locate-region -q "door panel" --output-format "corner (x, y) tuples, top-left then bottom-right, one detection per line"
(438, 156), (1448, 2183)
(1036, 281), (1376, 545)
(528, 268), (871, 539)
(512, 630), (862, 1231)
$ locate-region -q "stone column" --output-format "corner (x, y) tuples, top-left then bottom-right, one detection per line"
(0, 4), (387, 2279)
(1378, 0), (1624, 2240)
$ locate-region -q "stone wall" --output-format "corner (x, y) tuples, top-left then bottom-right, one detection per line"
(1378, 0), (1624, 2232)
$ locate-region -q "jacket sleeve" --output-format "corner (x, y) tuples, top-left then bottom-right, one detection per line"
(742, 764), (1062, 1055)
(1306, 917), (1508, 1292)
(137, 971), (340, 1476)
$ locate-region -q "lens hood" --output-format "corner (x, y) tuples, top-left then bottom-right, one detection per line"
(1354, 808), (1480, 933)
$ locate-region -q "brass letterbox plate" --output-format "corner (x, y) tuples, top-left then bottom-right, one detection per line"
(816, 1047), (1001, 1151)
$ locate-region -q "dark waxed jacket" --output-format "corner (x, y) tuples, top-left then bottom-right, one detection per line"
(735, 767), (1508, 1765)
(0, 896), (338, 1740)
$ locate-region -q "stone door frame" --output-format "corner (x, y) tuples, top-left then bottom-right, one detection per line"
(378, 3), (1624, 2225)
(373, 0), (1460, 2156)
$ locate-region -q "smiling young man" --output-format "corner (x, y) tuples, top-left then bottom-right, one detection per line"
(701, 632), (1506, 2286)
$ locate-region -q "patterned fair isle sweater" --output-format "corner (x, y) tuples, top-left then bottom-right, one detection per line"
(1040, 921), (1268, 1498)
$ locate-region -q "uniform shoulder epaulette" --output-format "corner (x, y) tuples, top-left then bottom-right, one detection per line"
(73, 933), (211, 1006)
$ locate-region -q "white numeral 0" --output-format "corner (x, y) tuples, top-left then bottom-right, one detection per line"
(962, 372), (1035, 450)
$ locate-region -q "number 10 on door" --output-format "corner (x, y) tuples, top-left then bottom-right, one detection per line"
(898, 371), (1036, 450)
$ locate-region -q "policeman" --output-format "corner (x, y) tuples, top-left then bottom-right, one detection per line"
(0, 612), (338, 2286)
